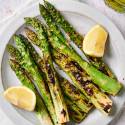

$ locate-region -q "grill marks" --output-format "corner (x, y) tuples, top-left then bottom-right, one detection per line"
(65, 61), (94, 96)
(84, 87), (93, 96)
(65, 61), (83, 72)
(63, 81), (80, 95)
(45, 62), (55, 84)
(61, 109), (66, 117)
(54, 52), (112, 114)
(68, 62), (112, 113)
(99, 102), (112, 113)
(63, 80), (93, 109)
(70, 61), (83, 72)
(99, 65), (109, 76)
(103, 104), (112, 113)
(89, 57), (109, 76)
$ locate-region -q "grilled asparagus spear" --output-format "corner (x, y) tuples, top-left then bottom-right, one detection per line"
(43, 1), (83, 47)
(7, 40), (58, 125)
(114, 0), (125, 6)
(9, 59), (53, 125)
(41, 1), (116, 79)
(25, 18), (69, 123)
(25, 27), (93, 113)
(24, 26), (112, 115)
(47, 30), (122, 96)
(105, 0), (125, 13)
(87, 57), (116, 79)
(64, 96), (87, 123)
(59, 78), (93, 113)
(39, 4), (66, 44)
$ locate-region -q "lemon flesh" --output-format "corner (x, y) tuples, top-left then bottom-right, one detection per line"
(4, 86), (36, 111)
(83, 25), (108, 57)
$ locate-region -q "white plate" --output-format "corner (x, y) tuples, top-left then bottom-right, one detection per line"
(0, 0), (125, 125)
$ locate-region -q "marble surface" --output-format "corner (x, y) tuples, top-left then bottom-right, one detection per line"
(0, 0), (125, 125)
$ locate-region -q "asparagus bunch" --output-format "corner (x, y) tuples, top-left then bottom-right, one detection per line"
(25, 26), (93, 114)
(47, 30), (122, 96)
(6, 1), (123, 124)
(25, 27), (93, 122)
(24, 27), (93, 122)
(40, 1), (116, 79)
(7, 39), (58, 125)
(25, 17), (69, 123)
(24, 26), (112, 115)
(9, 59), (53, 125)
(8, 43), (87, 124)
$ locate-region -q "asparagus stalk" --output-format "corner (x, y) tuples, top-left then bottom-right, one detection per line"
(39, 4), (67, 44)
(47, 30), (122, 96)
(64, 96), (87, 123)
(58, 77), (93, 113)
(24, 27), (112, 115)
(9, 59), (53, 125)
(25, 18), (69, 123)
(7, 42), (58, 125)
(42, 1), (116, 79)
(25, 27), (93, 113)
(43, 1), (83, 47)
(84, 56), (116, 79)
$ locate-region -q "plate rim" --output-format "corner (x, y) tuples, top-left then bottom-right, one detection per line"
(0, 0), (125, 125)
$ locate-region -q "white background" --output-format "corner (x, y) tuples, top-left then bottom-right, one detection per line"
(0, 0), (125, 125)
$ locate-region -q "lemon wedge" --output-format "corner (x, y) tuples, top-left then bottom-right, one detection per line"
(83, 25), (108, 57)
(4, 86), (36, 111)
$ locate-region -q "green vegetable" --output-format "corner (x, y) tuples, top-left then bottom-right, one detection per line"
(47, 30), (122, 96)
(39, 4), (67, 44)
(25, 27), (93, 113)
(25, 28), (92, 122)
(25, 18), (69, 123)
(41, 1), (116, 79)
(7, 41), (58, 125)
(43, 1), (83, 47)
(116, 0), (125, 6)
(105, 0), (125, 13)
(8, 43), (84, 124)
(52, 49), (112, 115)
(59, 78), (93, 113)
(24, 26), (112, 115)
(9, 59), (53, 125)
(64, 96), (87, 123)
(88, 57), (116, 79)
